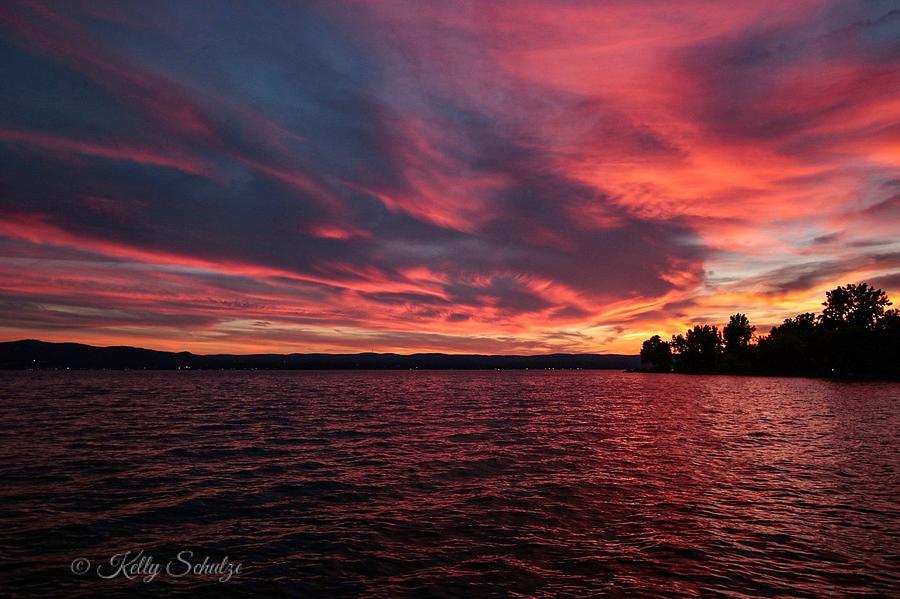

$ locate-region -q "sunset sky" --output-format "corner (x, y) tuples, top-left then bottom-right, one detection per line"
(1, 1), (899, 354)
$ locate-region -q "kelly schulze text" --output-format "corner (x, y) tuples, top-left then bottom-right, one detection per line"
(70, 550), (244, 583)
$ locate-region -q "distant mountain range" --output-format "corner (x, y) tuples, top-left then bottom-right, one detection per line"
(0, 340), (640, 370)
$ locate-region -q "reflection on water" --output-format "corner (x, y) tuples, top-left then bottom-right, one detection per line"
(0, 371), (898, 596)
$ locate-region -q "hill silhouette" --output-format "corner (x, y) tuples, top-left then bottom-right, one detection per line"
(0, 340), (640, 370)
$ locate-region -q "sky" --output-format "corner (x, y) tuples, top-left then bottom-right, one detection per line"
(1, 0), (899, 354)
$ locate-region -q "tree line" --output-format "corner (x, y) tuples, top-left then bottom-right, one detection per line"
(639, 283), (900, 379)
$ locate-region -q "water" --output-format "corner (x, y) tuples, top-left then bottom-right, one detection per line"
(1, 371), (898, 597)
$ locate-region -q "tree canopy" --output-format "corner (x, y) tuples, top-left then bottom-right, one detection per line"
(640, 335), (672, 371)
(640, 283), (899, 379)
(820, 283), (891, 329)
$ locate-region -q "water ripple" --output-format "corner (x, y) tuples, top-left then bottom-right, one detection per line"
(0, 371), (898, 597)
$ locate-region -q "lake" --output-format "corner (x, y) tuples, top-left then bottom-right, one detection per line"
(1, 371), (898, 596)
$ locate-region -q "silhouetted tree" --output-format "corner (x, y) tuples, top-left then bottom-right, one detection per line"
(641, 282), (899, 379)
(721, 313), (756, 372)
(820, 283), (891, 330)
(723, 313), (754, 351)
(816, 283), (892, 375)
(672, 325), (721, 372)
(873, 309), (900, 376)
(640, 335), (672, 371)
(757, 313), (820, 374)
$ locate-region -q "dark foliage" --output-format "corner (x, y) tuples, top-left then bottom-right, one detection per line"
(643, 283), (899, 379)
(722, 313), (755, 373)
(640, 335), (672, 371)
(672, 325), (722, 373)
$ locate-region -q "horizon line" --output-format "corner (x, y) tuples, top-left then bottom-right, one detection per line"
(0, 339), (638, 358)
